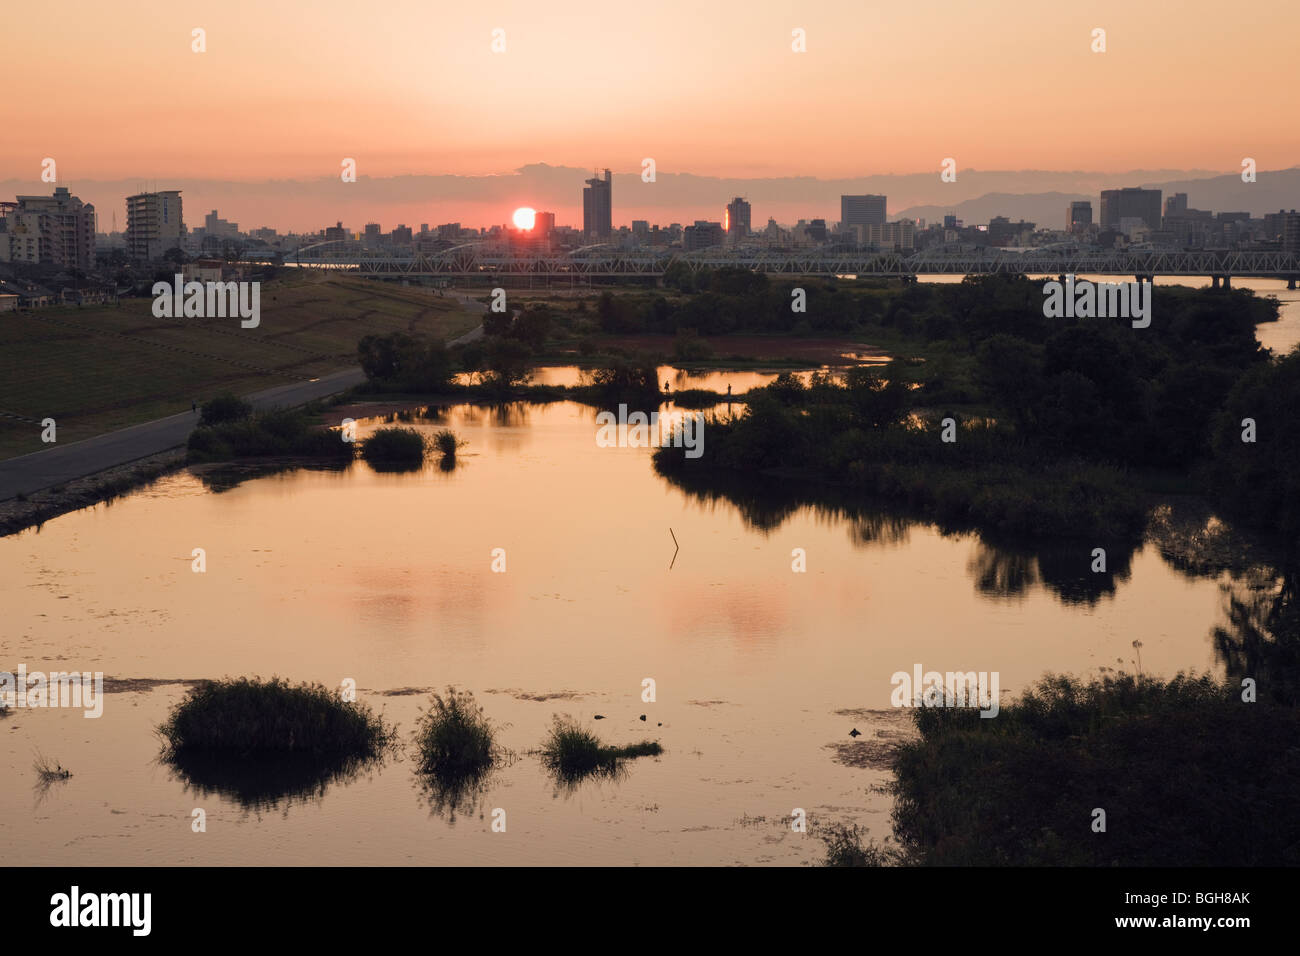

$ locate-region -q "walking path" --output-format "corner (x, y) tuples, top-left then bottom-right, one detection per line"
(0, 316), (484, 500)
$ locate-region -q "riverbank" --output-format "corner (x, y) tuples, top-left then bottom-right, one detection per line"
(0, 449), (187, 538)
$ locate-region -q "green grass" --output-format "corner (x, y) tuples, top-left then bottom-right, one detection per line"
(0, 275), (481, 460)
(157, 676), (395, 758)
(539, 715), (663, 780)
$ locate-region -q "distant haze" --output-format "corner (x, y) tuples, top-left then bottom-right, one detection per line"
(4, 0), (1298, 231)
(2, 166), (1297, 234)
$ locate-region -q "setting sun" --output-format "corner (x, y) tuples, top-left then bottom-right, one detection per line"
(512, 207), (536, 230)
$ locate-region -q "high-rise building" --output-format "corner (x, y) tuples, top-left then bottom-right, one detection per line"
(855, 221), (915, 250)
(535, 212), (556, 237)
(1100, 188), (1162, 232)
(204, 209), (239, 238)
(725, 197), (751, 239)
(988, 217), (1036, 247)
(841, 195), (887, 230)
(631, 219), (649, 242)
(1282, 210), (1300, 252)
(583, 169), (612, 240)
(1067, 201), (1093, 232)
(1164, 193), (1188, 219)
(682, 220), (724, 251)
(126, 190), (184, 262)
(1, 187), (97, 269)
(0, 208), (43, 264)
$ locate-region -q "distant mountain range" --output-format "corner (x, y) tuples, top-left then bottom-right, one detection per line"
(895, 169), (1300, 230)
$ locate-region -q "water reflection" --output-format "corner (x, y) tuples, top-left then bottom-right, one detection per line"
(966, 539), (1136, 605)
(161, 750), (388, 814)
(659, 463), (1143, 605)
(196, 460), (352, 493)
(1212, 563), (1300, 705)
(413, 764), (500, 824)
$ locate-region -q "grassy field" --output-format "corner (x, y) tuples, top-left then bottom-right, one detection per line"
(0, 274), (480, 460)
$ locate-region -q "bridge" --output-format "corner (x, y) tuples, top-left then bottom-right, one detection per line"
(286, 245), (1300, 287)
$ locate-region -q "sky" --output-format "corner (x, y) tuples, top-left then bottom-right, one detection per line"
(3, 0), (1297, 230)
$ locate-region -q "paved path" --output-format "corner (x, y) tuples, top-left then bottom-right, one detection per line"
(0, 314), (486, 501)
(0, 368), (366, 501)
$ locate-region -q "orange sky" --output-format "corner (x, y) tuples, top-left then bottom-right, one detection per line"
(3, 0), (1296, 229)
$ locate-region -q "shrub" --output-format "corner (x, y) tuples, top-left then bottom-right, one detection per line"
(158, 677), (394, 758)
(361, 426), (427, 467)
(539, 715), (662, 780)
(200, 392), (253, 426)
(432, 429), (462, 460)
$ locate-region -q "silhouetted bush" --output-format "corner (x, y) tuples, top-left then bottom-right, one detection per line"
(200, 392), (253, 426)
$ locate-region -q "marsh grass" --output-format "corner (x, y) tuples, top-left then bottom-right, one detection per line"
(361, 426), (428, 469)
(539, 715), (663, 781)
(412, 687), (506, 821)
(156, 677), (396, 810)
(33, 751), (72, 781)
(414, 687), (497, 777)
(820, 823), (904, 867)
(158, 677), (396, 758)
(432, 429), (462, 460)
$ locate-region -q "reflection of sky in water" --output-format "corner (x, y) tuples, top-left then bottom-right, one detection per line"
(0, 400), (1248, 865)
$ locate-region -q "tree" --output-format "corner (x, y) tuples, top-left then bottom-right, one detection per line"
(482, 339), (533, 391)
(357, 331), (417, 382)
(974, 334), (1045, 433)
(510, 305), (552, 351)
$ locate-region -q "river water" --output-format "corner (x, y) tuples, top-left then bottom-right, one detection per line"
(2, 281), (1292, 865)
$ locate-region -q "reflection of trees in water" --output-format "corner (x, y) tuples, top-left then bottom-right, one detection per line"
(1146, 502), (1277, 579)
(162, 750), (387, 816)
(965, 539), (1136, 606)
(846, 512), (911, 547)
(195, 461), (351, 493)
(414, 764), (498, 825)
(1213, 564), (1300, 705)
(544, 759), (631, 800)
(657, 464), (1145, 605)
(966, 546), (1038, 599)
(1144, 500), (1299, 700)
(456, 402), (532, 428)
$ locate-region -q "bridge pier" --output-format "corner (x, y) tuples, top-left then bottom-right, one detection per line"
(1289, 277), (1297, 291)
(1211, 275), (1221, 290)
(1223, 275), (1231, 290)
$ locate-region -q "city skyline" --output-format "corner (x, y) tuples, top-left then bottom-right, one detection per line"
(5, 163), (1300, 238)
